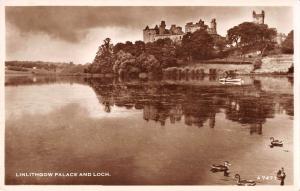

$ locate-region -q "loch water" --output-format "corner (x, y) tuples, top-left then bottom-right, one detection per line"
(5, 75), (293, 185)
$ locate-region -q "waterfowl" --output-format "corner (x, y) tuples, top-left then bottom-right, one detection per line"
(211, 161), (231, 172)
(234, 174), (256, 186)
(270, 137), (283, 147)
(277, 168), (286, 186)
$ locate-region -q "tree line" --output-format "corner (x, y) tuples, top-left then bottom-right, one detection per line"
(5, 60), (87, 74)
(88, 22), (293, 75)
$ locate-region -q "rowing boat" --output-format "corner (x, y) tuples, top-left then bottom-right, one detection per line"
(219, 78), (244, 85)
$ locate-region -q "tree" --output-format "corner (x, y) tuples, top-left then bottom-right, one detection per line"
(113, 50), (160, 75)
(91, 38), (114, 73)
(180, 29), (214, 61)
(113, 41), (145, 57)
(136, 52), (160, 73)
(227, 22), (277, 56)
(113, 42), (126, 54)
(227, 26), (240, 47)
(145, 38), (177, 68)
(113, 50), (137, 75)
(214, 37), (227, 52)
(281, 30), (293, 54)
(134, 40), (146, 56)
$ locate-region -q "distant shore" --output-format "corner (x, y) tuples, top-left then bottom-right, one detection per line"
(5, 70), (293, 79)
(5, 53), (293, 78)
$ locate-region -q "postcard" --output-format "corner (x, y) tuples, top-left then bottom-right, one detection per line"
(0, 0), (298, 190)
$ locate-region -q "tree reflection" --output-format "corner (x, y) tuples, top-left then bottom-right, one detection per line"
(5, 75), (293, 135)
(86, 77), (293, 135)
(6, 75), (292, 134)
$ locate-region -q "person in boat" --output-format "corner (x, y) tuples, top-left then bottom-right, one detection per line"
(277, 167), (286, 186)
(224, 70), (237, 79)
(224, 71), (231, 79)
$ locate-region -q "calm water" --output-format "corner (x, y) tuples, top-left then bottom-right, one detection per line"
(5, 75), (293, 185)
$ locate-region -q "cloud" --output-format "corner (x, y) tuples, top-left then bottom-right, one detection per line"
(6, 24), (143, 63)
(6, 6), (293, 43)
(5, 6), (293, 63)
(3, 7), (248, 42)
(6, 6), (173, 43)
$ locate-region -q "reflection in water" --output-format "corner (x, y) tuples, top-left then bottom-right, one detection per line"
(5, 75), (293, 185)
(84, 76), (293, 135)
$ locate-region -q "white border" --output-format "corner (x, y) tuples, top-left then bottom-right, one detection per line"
(0, 1), (5, 191)
(0, 1), (298, 191)
(293, 0), (300, 190)
(0, 0), (296, 6)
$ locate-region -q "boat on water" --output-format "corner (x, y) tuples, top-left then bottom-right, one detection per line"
(219, 78), (244, 85)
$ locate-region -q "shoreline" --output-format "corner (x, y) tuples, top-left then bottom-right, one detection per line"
(5, 71), (294, 78)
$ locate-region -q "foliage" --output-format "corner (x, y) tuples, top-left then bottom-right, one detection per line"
(7, 66), (29, 72)
(113, 40), (145, 56)
(227, 25), (240, 47)
(89, 37), (168, 75)
(112, 38), (177, 70)
(90, 30), (230, 74)
(214, 37), (227, 52)
(113, 50), (137, 74)
(134, 40), (146, 56)
(136, 52), (160, 72)
(113, 50), (160, 74)
(5, 61), (89, 74)
(180, 29), (214, 61)
(145, 38), (178, 68)
(90, 38), (114, 73)
(60, 64), (85, 74)
(5, 61), (58, 71)
(88, 21), (282, 75)
(281, 30), (293, 54)
(227, 22), (277, 55)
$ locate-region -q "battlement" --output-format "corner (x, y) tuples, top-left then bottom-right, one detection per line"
(185, 18), (217, 35)
(143, 21), (184, 43)
(143, 18), (219, 43)
(253, 10), (265, 24)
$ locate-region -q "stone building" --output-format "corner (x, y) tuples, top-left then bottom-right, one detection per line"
(252, 10), (287, 46)
(185, 18), (225, 50)
(252, 10), (265, 24)
(208, 19), (217, 35)
(143, 19), (219, 44)
(185, 19), (207, 33)
(185, 18), (217, 35)
(143, 21), (184, 44)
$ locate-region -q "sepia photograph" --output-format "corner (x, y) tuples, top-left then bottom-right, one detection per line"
(2, 1), (297, 189)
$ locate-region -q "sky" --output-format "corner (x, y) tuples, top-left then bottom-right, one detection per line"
(6, 6), (293, 64)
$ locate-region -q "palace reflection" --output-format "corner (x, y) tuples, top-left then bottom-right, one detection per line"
(86, 77), (293, 135)
(5, 75), (293, 135)
(5, 74), (294, 185)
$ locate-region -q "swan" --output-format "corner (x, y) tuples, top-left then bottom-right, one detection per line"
(211, 161), (231, 171)
(277, 168), (286, 186)
(234, 174), (256, 186)
(270, 137), (283, 147)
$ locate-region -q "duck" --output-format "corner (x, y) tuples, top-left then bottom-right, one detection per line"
(277, 167), (286, 179)
(211, 161), (231, 172)
(234, 174), (256, 186)
(276, 168), (286, 186)
(270, 137), (283, 147)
